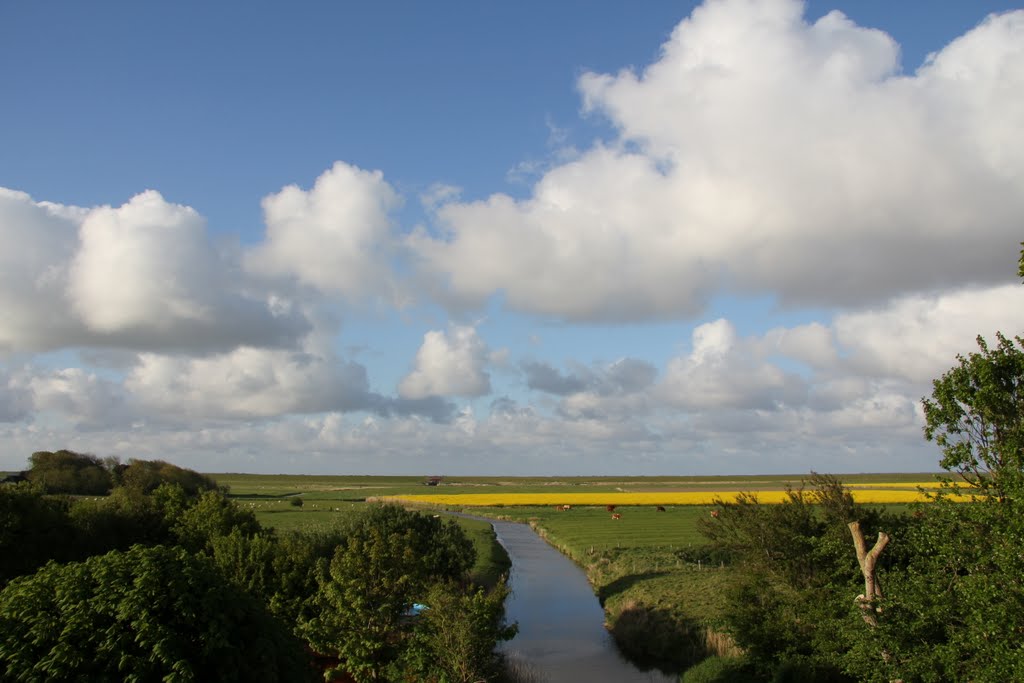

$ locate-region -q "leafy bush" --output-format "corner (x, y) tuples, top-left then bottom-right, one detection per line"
(26, 449), (111, 494)
(0, 545), (315, 682)
(169, 487), (261, 552)
(117, 458), (219, 495)
(0, 483), (75, 586)
(398, 579), (517, 683)
(303, 504), (478, 682)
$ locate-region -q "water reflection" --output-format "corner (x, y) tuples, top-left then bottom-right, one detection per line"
(492, 520), (675, 683)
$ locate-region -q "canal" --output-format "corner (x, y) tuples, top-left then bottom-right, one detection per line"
(492, 520), (676, 683)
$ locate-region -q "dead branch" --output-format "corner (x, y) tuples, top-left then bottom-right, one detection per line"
(849, 520), (890, 627)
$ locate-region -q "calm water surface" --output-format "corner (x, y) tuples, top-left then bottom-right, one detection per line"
(492, 520), (675, 683)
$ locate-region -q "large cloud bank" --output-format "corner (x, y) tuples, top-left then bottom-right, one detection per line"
(409, 0), (1024, 320)
(1, 0), (1023, 473)
(0, 187), (309, 354)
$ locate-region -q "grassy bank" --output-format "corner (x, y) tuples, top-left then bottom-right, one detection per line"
(466, 505), (740, 674)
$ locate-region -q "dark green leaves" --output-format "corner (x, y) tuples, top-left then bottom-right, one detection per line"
(0, 545), (314, 682)
(922, 332), (1024, 497)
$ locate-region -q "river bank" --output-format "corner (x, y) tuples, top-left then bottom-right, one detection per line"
(525, 521), (740, 673)
(455, 506), (741, 677)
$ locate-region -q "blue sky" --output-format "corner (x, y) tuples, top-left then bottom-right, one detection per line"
(2, 0), (1022, 475)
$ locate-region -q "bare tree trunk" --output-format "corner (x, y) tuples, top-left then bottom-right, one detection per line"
(849, 521), (890, 627)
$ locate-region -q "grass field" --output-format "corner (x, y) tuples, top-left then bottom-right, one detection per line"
(212, 472), (946, 498)
(473, 505), (713, 550)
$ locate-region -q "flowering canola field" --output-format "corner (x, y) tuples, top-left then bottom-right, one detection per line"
(381, 486), (964, 507)
(845, 482), (945, 488)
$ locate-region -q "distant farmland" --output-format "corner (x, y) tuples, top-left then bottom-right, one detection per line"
(378, 481), (956, 506)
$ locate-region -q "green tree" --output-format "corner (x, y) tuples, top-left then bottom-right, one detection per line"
(697, 247), (1024, 682)
(302, 505), (476, 682)
(699, 476), (883, 681)
(0, 483), (75, 586)
(842, 497), (1024, 683)
(210, 527), (347, 629)
(0, 545), (315, 682)
(922, 332), (1024, 498)
(119, 458), (219, 496)
(398, 579), (517, 683)
(67, 490), (173, 558)
(26, 449), (112, 495)
(169, 488), (261, 553)
(210, 528), (280, 604)
(840, 331), (1024, 682)
(306, 522), (424, 682)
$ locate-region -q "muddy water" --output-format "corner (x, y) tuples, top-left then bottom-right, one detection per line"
(492, 520), (675, 683)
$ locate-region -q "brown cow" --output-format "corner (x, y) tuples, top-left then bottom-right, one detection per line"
(710, 509), (720, 518)
(656, 506), (666, 512)
(606, 504), (617, 512)
(611, 513), (622, 520)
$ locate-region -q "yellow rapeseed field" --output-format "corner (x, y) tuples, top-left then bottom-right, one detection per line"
(844, 482), (945, 488)
(380, 486), (967, 507)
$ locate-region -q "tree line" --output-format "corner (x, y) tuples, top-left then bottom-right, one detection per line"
(0, 453), (516, 682)
(9, 450), (220, 496)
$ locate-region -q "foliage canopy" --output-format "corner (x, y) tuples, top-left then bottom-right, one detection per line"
(922, 332), (1024, 497)
(27, 450), (111, 495)
(302, 504), (480, 682)
(0, 545), (314, 682)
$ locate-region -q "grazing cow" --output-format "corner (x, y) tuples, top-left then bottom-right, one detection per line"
(611, 513), (622, 520)
(656, 506), (666, 512)
(606, 504), (617, 512)
(555, 505), (563, 511)
(710, 509), (720, 519)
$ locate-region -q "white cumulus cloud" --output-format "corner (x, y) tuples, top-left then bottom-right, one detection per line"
(0, 187), (308, 354)
(660, 319), (808, 410)
(409, 0), (1024, 321)
(124, 336), (374, 421)
(833, 284), (1024, 383)
(247, 161), (402, 302)
(398, 325), (492, 399)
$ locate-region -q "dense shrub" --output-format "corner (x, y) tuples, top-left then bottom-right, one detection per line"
(0, 483), (75, 586)
(398, 579), (517, 683)
(170, 487), (261, 552)
(0, 545), (315, 682)
(210, 526), (349, 629)
(1, 480), (263, 589)
(303, 504), (478, 682)
(117, 457), (219, 495)
(26, 449), (111, 495)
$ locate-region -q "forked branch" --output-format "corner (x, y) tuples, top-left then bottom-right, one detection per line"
(849, 521), (890, 626)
